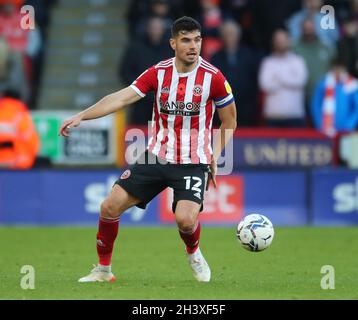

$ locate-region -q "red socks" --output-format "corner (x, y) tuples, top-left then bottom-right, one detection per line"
(96, 217), (200, 265)
(96, 217), (119, 266)
(179, 222), (201, 254)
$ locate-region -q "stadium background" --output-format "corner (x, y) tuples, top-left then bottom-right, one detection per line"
(1, 0), (358, 300)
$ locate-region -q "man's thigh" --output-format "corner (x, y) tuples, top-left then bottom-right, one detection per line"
(103, 184), (141, 215)
(168, 164), (209, 213)
(174, 200), (201, 225)
(115, 158), (167, 209)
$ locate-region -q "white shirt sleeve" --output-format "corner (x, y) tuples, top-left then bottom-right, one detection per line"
(258, 58), (282, 93)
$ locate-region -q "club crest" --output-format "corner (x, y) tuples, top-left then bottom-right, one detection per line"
(193, 85), (203, 96)
(120, 170), (131, 180)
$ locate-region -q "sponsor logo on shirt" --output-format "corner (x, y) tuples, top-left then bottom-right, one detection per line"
(159, 100), (201, 116)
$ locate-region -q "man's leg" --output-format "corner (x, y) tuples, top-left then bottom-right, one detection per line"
(175, 200), (211, 282)
(176, 200), (201, 254)
(97, 184), (140, 266)
(79, 185), (140, 282)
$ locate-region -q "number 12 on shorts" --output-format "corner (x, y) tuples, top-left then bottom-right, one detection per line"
(184, 176), (202, 192)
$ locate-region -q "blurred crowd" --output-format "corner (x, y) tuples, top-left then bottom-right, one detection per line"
(0, 0), (56, 169)
(1, 0), (358, 169)
(121, 0), (358, 136)
(0, 0), (56, 106)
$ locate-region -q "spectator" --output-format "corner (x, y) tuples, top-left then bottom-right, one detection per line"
(0, 37), (29, 101)
(259, 29), (308, 128)
(220, 0), (254, 46)
(127, 0), (149, 32)
(211, 20), (262, 126)
(129, 0), (174, 39)
(311, 58), (358, 136)
(24, 0), (54, 40)
(24, 0), (57, 108)
(0, 3), (42, 60)
(324, 0), (352, 24)
(293, 16), (334, 102)
(287, 0), (339, 48)
(0, 36), (9, 81)
(251, 0), (301, 51)
(119, 16), (172, 125)
(196, 0), (223, 60)
(0, 2), (42, 105)
(337, 15), (358, 78)
(347, 0), (358, 23)
(0, 89), (39, 169)
(0, 0), (23, 7)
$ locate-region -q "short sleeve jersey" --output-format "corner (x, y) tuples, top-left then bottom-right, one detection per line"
(130, 56), (235, 164)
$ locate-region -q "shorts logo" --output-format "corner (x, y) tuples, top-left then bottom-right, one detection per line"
(194, 192), (201, 200)
(193, 85), (203, 96)
(161, 87), (170, 94)
(120, 169), (131, 180)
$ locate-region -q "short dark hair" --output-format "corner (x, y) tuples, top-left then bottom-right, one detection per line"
(171, 16), (201, 38)
(330, 56), (346, 69)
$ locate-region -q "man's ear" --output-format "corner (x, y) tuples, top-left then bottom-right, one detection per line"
(169, 38), (176, 51)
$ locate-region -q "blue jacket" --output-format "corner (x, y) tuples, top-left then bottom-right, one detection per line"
(311, 79), (358, 131)
(287, 10), (339, 49)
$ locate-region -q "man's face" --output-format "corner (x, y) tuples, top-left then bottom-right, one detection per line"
(302, 19), (316, 39)
(272, 30), (290, 54)
(332, 65), (346, 78)
(221, 22), (240, 49)
(344, 21), (358, 37)
(147, 17), (165, 44)
(304, 0), (322, 12)
(170, 30), (202, 65)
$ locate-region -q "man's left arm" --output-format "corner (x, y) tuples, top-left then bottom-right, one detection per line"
(209, 102), (237, 188)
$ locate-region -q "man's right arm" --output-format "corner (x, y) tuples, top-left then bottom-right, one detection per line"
(258, 59), (281, 93)
(59, 86), (141, 137)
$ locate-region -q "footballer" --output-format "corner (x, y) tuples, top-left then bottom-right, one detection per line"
(59, 16), (237, 283)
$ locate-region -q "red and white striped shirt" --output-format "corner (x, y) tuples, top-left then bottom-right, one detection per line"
(130, 56), (235, 164)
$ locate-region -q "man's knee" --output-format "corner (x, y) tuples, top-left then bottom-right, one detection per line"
(100, 185), (140, 219)
(100, 199), (123, 219)
(176, 212), (198, 233)
(175, 201), (200, 232)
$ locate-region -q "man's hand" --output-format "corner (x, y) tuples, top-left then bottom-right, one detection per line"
(58, 114), (83, 137)
(206, 158), (217, 190)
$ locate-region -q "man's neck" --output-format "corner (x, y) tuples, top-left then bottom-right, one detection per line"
(274, 50), (289, 57)
(302, 35), (318, 43)
(175, 57), (199, 74)
(226, 46), (238, 55)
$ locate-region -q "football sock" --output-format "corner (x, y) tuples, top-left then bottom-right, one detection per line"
(97, 265), (111, 272)
(179, 222), (201, 254)
(96, 216), (119, 266)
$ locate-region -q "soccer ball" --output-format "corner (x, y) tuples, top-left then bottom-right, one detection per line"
(236, 214), (274, 252)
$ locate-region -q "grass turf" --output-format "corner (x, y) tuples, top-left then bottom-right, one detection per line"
(0, 226), (357, 300)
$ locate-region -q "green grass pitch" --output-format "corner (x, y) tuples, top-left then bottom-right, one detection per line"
(0, 226), (357, 299)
